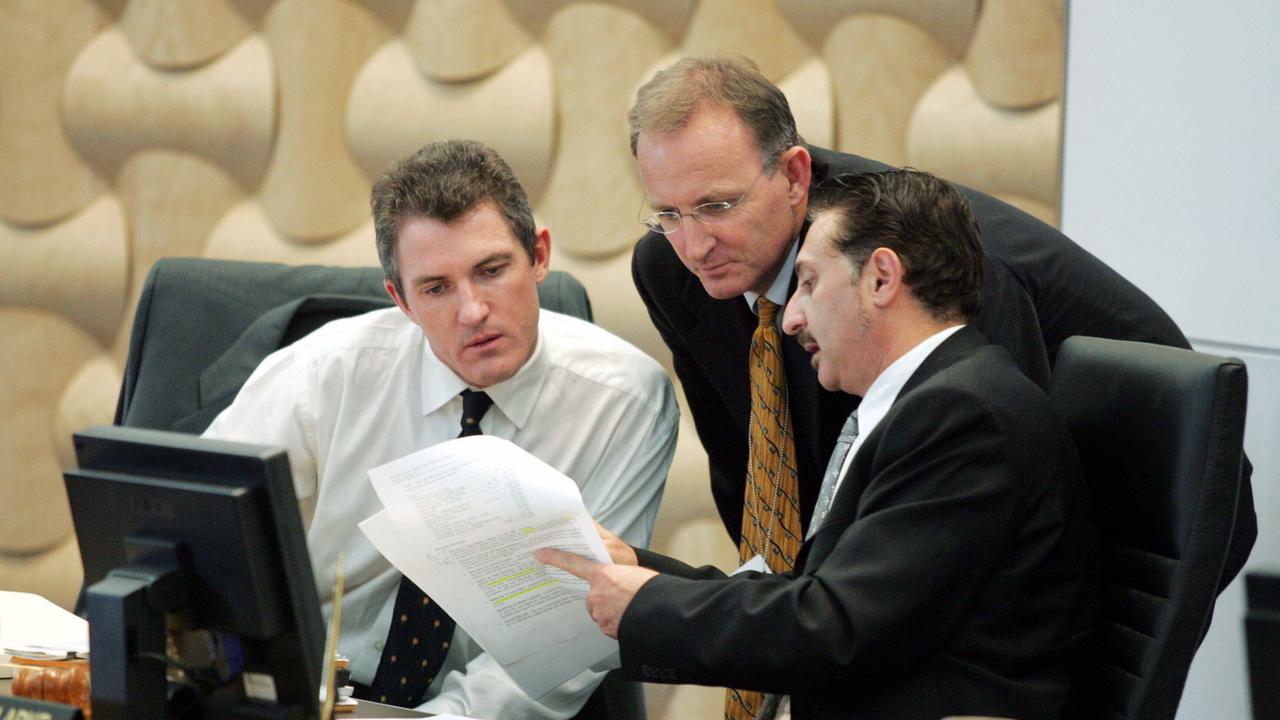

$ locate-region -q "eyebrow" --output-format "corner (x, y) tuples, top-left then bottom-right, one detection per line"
(408, 251), (515, 288)
(649, 183), (744, 211)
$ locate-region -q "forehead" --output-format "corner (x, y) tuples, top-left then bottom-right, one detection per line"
(397, 203), (521, 269)
(635, 105), (763, 203)
(798, 211), (845, 268)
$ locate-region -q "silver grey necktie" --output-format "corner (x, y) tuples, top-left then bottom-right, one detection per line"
(806, 411), (860, 541)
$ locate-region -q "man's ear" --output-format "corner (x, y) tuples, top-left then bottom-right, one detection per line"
(532, 226), (551, 284)
(866, 247), (904, 307)
(780, 145), (812, 207)
(385, 278), (412, 317)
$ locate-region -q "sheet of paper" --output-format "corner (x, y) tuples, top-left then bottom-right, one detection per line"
(358, 436), (617, 697)
(0, 591), (90, 677)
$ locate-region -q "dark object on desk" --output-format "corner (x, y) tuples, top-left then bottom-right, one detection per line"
(65, 425), (325, 720)
(0, 694), (85, 720)
(109, 257), (641, 720)
(1049, 336), (1248, 720)
(1246, 571), (1280, 720)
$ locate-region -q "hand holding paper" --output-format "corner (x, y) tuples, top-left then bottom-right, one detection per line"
(358, 435), (618, 698)
(533, 547), (657, 639)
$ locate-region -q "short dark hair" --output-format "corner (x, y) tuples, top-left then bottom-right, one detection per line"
(371, 140), (537, 296)
(808, 170), (984, 322)
(627, 56), (802, 172)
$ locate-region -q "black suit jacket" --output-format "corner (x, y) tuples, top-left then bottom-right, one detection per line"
(631, 145), (1255, 587)
(620, 328), (1098, 720)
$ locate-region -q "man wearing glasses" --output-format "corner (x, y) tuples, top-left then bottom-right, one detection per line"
(628, 56), (1254, 607)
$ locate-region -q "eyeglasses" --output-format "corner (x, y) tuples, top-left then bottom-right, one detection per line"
(639, 168), (768, 235)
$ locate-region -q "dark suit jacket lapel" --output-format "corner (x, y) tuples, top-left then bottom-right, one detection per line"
(682, 276), (757, 437)
(797, 326), (989, 569)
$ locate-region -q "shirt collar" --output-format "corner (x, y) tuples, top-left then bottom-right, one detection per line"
(855, 324), (966, 442)
(418, 312), (549, 430)
(744, 239), (800, 314)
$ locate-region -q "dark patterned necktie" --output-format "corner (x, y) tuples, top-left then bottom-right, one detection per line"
(359, 390), (493, 707)
(727, 299), (802, 720)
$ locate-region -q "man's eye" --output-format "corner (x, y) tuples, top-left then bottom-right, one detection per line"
(423, 284), (445, 296)
(696, 201), (735, 217)
(482, 264), (506, 277)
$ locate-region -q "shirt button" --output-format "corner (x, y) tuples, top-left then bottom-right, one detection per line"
(375, 640), (384, 650)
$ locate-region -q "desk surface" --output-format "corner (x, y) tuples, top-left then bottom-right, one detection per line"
(347, 698), (431, 718)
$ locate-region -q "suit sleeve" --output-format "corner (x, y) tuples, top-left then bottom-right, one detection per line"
(632, 234), (750, 542)
(616, 383), (1069, 694)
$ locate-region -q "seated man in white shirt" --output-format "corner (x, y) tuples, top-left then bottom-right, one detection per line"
(204, 139), (679, 719)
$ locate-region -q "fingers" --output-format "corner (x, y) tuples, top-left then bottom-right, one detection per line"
(592, 520), (638, 566)
(534, 547), (598, 580)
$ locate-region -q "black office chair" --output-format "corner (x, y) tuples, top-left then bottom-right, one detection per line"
(1049, 336), (1248, 720)
(113, 257), (642, 720)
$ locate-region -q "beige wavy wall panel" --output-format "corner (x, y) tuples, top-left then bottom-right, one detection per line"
(0, 196), (128, 344)
(778, 57), (835, 149)
(405, 0), (532, 82)
(0, 308), (102, 555)
(503, 0), (694, 45)
(780, 0), (980, 56)
(0, 538), (83, 610)
(346, 44), (555, 200)
(206, 202), (381, 269)
(62, 31), (275, 189)
(118, 0), (262, 70)
(54, 356), (122, 469)
(537, 4), (670, 261)
(0, 0), (106, 227)
(259, 0), (391, 242)
(907, 66), (1061, 224)
(681, 0), (811, 80)
(114, 152), (247, 356)
(964, 0), (1065, 110)
(824, 14), (954, 166)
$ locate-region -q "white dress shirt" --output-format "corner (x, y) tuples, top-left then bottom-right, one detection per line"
(204, 306), (679, 719)
(834, 324), (965, 497)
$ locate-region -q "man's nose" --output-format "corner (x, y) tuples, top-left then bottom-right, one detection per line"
(680, 219), (716, 261)
(781, 296), (804, 336)
(457, 283), (490, 325)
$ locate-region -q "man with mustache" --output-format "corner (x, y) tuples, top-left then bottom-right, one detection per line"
(627, 55), (1253, 597)
(542, 169), (1098, 720)
(204, 139), (679, 718)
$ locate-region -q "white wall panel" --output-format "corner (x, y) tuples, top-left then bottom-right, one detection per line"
(1061, 4), (1280, 718)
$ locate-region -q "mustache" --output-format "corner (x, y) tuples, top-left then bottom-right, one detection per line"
(796, 330), (817, 349)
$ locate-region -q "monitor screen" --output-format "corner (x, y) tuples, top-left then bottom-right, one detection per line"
(65, 425), (324, 720)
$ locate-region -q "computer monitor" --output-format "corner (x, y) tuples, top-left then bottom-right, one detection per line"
(64, 425), (325, 720)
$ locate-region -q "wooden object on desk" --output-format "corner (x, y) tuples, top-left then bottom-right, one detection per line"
(10, 657), (91, 718)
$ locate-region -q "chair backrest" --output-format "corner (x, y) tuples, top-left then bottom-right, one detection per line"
(1049, 336), (1248, 720)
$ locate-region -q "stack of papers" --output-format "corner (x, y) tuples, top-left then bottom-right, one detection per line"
(0, 591), (90, 677)
(359, 436), (617, 698)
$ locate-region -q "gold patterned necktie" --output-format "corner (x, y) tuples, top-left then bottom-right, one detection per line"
(726, 298), (803, 720)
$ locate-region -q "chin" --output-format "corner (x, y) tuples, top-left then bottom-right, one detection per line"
(699, 279), (748, 301)
(815, 369), (840, 393)
(460, 360), (519, 389)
